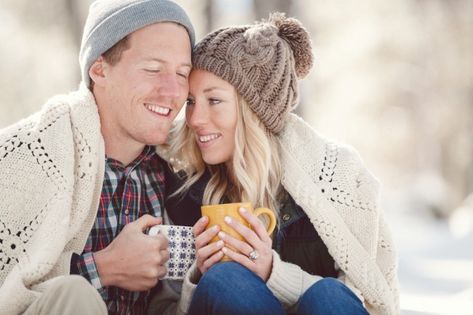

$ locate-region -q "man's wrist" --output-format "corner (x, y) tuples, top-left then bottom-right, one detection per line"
(94, 248), (114, 287)
(72, 251), (107, 297)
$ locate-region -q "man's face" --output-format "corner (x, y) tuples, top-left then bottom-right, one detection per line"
(95, 22), (192, 148)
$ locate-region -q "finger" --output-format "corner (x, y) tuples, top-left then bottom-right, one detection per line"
(195, 224), (220, 250)
(197, 240), (224, 261)
(135, 214), (163, 232)
(157, 265), (168, 279)
(158, 248), (170, 264)
(146, 276), (159, 290)
(193, 216), (209, 237)
(224, 216), (262, 249)
(218, 231), (253, 256)
(154, 233), (169, 250)
(239, 207), (272, 243)
(202, 250), (225, 273)
(221, 247), (253, 269)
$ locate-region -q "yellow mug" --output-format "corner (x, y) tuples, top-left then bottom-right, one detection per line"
(201, 202), (277, 261)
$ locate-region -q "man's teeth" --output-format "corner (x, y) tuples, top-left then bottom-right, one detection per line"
(146, 104), (170, 115)
(199, 134), (220, 143)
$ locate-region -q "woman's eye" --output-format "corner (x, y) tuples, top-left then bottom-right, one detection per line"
(185, 98), (195, 106)
(209, 98), (221, 105)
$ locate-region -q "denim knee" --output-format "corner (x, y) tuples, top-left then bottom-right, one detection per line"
(201, 261), (245, 288)
(310, 277), (346, 295)
(196, 262), (264, 300)
(297, 278), (368, 315)
(189, 262), (285, 315)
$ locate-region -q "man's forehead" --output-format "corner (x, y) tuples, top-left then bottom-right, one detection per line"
(128, 21), (191, 42)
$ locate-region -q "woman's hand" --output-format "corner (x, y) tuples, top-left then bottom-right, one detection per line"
(193, 216), (225, 274)
(219, 207), (274, 281)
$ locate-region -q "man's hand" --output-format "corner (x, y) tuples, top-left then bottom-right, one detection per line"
(94, 214), (169, 291)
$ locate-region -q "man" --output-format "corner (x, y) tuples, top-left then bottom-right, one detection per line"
(0, 0), (194, 314)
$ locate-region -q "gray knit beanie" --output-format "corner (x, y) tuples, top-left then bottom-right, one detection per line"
(79, 0), (195, 88)
(192, 12), (313, 133)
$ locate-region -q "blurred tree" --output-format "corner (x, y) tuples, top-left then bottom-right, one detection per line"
(64, 0), (84, 49)
(204, 0), (216, 34)
(64, 0), (90, 81)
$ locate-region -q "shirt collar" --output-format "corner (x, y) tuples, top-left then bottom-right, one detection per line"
(105, 146), (156, 172)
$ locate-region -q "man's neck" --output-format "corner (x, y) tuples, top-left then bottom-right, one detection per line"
(102, 132), (145, 166)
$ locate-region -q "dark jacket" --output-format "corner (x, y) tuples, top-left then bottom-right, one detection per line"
(164, 168), (336, 278)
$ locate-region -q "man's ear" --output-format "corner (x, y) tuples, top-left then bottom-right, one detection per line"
(89, 56), (107, 87)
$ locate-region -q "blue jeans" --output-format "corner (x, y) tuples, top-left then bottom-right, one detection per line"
(188, 262), (368, 315)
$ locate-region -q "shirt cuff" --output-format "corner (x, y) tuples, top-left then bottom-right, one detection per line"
(74, 252), (106, 298)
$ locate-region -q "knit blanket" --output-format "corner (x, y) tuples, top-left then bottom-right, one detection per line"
(278, 113), (400, 314)
(0, 85), (105, 314)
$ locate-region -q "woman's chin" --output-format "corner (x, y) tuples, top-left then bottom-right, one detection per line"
(202, 155), (228, 166)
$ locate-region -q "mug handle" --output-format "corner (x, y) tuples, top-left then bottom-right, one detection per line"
(253, 207), (277, 235)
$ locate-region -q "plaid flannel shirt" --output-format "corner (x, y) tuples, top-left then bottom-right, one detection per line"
(72, 146), (165, 315)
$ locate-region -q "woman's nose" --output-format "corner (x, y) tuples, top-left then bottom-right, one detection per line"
(187, 101), (209, 128)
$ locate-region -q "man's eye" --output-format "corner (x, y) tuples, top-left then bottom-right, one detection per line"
(177, 72), (189, 79)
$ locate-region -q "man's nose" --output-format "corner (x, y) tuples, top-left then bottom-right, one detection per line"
(158, 73), (181, 98)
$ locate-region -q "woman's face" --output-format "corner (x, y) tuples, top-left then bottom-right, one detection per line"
(186, 69), (238, 165)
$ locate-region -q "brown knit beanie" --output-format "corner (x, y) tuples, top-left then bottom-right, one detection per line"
(192, 12), (313, 133)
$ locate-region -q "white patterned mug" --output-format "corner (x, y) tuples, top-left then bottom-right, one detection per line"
(148, 224), (196, 280)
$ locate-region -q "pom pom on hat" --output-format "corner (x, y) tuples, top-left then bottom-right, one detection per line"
(268, 12), (314, 79)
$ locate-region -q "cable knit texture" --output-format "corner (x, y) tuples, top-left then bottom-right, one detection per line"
(192, 13), (313, 133)
(0, 85), (105, 314)
(179, 113), (399, 315)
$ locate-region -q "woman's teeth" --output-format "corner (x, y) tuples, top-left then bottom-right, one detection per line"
(199, 134), (221, 143)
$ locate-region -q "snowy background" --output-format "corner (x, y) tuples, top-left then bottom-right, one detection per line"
(387, 197), (473, 314)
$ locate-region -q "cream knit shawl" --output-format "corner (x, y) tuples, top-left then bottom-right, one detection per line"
(0, 85), (105, 315)
(275, 113), (399, 314)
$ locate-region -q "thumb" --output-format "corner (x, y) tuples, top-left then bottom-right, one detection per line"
(134, 214), (162, 232)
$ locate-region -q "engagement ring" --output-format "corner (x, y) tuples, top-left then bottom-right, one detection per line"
(248, 249), (259, 261)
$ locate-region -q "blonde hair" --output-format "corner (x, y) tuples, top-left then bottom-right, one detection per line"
(168, 95), (282, 217)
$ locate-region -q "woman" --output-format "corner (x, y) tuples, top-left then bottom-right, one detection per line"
(165, 13), (399, 315)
